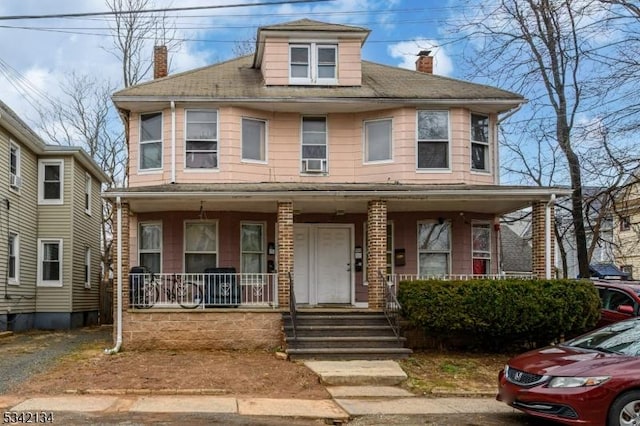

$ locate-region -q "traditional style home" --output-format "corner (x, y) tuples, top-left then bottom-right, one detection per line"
(106, 19), (566, 357)
(0, 100), (109, 331)
(613, 173), (640, 279)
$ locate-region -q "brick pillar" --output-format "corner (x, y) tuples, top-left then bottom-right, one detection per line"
(277, 201), (294, 308)
(532, 201), (555, 278)
(111, 200), (130, 340)
(367, 200), (387, 310)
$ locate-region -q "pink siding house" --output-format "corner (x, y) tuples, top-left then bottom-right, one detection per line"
(106, 19), (565, 355)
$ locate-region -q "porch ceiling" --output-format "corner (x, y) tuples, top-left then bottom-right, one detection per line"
(105, 183), (571, 215)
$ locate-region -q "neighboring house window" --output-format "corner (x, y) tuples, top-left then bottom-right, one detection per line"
(472, 223), (491, 275)
(38, 159), (64, 205)
(84, 247), (91, 288)
(418, 220), (450, 276)
(242, 118), (267, 162)
(9, 142), (21, 190)
(289, 43), (337, 85)
(38, 239), (62, 287)
(301, 116), (327, 173)
(84, 173), (92, 215)
(8, 232), (18, 285)
(139, 222), (162, 273)
(185, 110), (217, 169)
(417, 110), (449, 169)
(471, 113), (490, 172)
(241, 223), (265, 274)
(364, 118), (392, 163)
(622, 265), (634, 280)
(184, 221), (217, 273)
(140, 112), (163, 170)
(620, 216), (631, 231)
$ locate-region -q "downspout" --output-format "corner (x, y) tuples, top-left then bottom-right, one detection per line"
(545, 193), (556, 279)
(171, 101), (176, 183)
(105, 196), (123, 354)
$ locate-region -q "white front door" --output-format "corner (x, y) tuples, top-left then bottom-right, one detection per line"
(293, 224), (353, 305)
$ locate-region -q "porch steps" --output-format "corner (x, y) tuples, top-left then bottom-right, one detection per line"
(283, 312), (411, 360)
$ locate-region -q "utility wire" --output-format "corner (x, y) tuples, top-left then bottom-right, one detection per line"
(0, 0), (332, 21)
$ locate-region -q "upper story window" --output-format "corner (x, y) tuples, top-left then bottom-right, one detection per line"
(301, 116), (327, 173)
(471, 113), (490, 172)
(84, 173), (92, 215)
(139, 222), (162, 273)
(38, 159), (64, 205)
(140, 112), (162, 171)
(472, 222), (491, 275)
(417, 220), (451, 276)
(242, 118), (267, 163)
(290, 43), (337, 85)
(417, 110), (449, 170)
(185, 110), (218, 169)
(620, 216), (632, 232)
(9, 142), (21, 190)
(364, 118), (392, 163)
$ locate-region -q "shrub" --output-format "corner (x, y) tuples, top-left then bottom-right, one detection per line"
(397, 278), (600, 351)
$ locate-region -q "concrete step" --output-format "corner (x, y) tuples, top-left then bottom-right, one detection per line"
(287, 347), (412, 361)
(283, 314), (389, 327)
(284, 325), (396, 338)
(303, 360), (409, 386)
(326, 386), (415, 399)
(287, 336), (406, 349)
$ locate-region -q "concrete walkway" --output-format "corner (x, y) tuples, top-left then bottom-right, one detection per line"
(0, 360), (515, 421)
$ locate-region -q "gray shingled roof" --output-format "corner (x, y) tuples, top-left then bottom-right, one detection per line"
(112, 54), (523, 103)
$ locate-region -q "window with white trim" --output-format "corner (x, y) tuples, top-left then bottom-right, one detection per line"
(140, 112), (162, 170)
(472, 223), (491, 275)
(185, 110), (217, 169)
(242, 118), (267, 162)
(289, 43), (337, 85)
(184, 221), (217, 273)
(8, 232), (19, 284)
(301, 116), (327, 173)
(84, 173), (92, 215)
(471, 113), (490, 172)
(139, 222), (162, 273)
(38, 239), (62, 286)
(38, 159), (64, 204)
(241, 223), (265, 274)
(417, 220), (450, 276)
(84, 247), (91, 288)
(417, 110), (449, 169)
(364, 118), (392, 163)
(9, 142), (21, 190)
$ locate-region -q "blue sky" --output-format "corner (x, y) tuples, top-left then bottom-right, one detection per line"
(0, 0), (468, 123)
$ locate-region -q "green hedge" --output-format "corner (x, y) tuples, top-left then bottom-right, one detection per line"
(397, 279), (600, 351)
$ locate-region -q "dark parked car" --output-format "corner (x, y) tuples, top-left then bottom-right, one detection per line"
(497, 318), (640, 425)
(594, 280), (640, 327)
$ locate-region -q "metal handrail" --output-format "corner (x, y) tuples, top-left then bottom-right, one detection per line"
(288, 271), (297, 340)
(379, 270), (402, 340)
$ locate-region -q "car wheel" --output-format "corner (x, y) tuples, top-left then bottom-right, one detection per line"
(608, 390), (640, 426)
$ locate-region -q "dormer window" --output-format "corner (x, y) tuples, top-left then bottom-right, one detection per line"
(289, 43), (337, 85)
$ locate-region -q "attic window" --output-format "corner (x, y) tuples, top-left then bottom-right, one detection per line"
(289, 43), (337, 85)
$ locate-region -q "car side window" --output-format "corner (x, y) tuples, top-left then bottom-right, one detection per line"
(606, 290), (635, 313)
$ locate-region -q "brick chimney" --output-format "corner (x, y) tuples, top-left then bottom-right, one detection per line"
(153, 45), (168, 79)
(415, 50), (433, 74)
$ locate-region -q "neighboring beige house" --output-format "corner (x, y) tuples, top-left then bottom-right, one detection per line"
(106, 19), (567, 354)
(0, 100), (109, 331)
(613, 174), (640, 279)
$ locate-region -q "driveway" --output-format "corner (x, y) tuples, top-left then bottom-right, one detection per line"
(0, 326), (111, 394)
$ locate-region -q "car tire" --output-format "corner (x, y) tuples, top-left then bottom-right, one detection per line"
(608, 390), (640, 426)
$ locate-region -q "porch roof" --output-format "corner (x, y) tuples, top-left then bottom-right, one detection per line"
(104, 183), (570, 215)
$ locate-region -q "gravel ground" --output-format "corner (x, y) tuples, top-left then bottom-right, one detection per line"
(0, 326), (111, 394)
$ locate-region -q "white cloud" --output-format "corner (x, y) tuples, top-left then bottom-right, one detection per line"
(387, 39), (454, 76)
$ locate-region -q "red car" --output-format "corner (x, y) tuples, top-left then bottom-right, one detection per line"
(497, 318), (640, 425)
(594, 281), (640, 327)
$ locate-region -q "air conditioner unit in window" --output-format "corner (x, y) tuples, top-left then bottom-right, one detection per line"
(303, 159), (325, 173)
(10, 174), (22, 188)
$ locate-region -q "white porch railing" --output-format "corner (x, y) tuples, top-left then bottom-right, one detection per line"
(384, 273), (536, 294)
(129, 273), (278, 309)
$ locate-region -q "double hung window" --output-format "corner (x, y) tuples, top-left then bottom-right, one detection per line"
(38, 159), (63, 204)
(472, 223), (491, 275)
(301, 117), (327, 173)
(139, 223), (162, 273)
(241, 223), (265, 274)
(242, 118), (267, 162)
(364, 119), (392, 163)
(417, 111), (449, 169)
(8, 232), (18, 284)
(140, 112), (162, 170)
(38, 239), (62, 286)
(471, 113), (490, 172)
(417, 220), (450, 276)
(290, 43), (337, 85)
(10, 142), (20, 189)
(186, 110), (217, 169)
(184, 222), (217, 273)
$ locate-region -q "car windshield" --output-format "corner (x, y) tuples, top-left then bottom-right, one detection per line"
(564, 319), (640, 356)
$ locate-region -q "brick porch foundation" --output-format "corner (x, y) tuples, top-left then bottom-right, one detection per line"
(121, 311), (284, 350)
